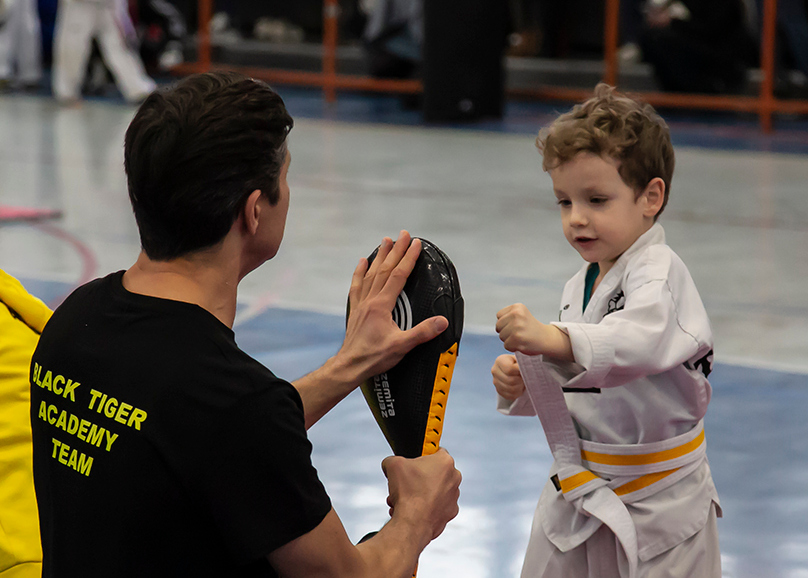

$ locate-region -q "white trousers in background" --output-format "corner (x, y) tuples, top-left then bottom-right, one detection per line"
(0, 0), (42, 84)
(521, 503), (722, 578)
(53, 0), (155, 102)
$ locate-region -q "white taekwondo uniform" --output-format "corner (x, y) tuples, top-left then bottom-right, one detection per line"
(499, 224), (721, 578)
(0, 0), (42, 85)
(52, 0), (155, 103)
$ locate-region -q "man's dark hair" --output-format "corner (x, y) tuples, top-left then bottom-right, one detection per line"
(124, 71), (294, 260)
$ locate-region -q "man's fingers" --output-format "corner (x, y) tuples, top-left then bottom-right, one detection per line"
(348, 257), (369, 312)
(362, 236), (393, 300)
(432, 446), (450, 458)
(381, 454), (403, 478)
(371, 232), (418, 298)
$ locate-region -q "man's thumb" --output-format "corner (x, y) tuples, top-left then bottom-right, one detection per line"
(408, 316), (448, 346)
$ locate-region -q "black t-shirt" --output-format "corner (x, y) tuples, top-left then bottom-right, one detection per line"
(30, 271), (332, 577)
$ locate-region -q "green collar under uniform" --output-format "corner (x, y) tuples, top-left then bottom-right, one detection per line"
(583, 263), (600, 312)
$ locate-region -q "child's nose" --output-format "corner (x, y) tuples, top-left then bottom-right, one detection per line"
(569, 204), (588, 225)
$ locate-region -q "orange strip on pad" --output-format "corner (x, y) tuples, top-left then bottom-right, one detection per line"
(421, 343), (458, 456)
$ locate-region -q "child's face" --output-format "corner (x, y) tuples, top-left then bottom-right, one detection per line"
(550, 152), (657, 275)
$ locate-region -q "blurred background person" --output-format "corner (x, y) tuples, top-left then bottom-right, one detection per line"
(640, 0), (756, 94)
(52, 0), (155, 104)
(619, 0), (645, 63)
(0, 0), (42, 90)
(364, 0), (422, 80)
(131, 0), (187, 74)
(763, 0), (808, 97)
(81, 0), (187, 97)
(507, 0), (540, 57)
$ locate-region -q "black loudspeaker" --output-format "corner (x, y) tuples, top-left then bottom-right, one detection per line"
(422, 0), (509, 122)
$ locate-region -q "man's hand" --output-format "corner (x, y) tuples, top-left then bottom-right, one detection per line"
(293, 231), (448, 429)
(491, 354), (525, 401)
(495, 303), (574, 362)
(381, 449), (461, 544)
(341, 230), (448, 382)
(268, 450), (461, 578)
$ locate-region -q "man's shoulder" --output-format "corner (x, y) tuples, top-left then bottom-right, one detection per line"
(49, 271), (122, 316)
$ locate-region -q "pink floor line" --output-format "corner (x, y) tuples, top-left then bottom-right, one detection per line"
(0, 205), (62, 223)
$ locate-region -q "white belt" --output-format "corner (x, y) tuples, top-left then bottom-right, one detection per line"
(515, 353), (707, 578)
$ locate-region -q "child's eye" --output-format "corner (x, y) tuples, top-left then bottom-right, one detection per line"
(590, 197), (607, 205)
(556, 199), (571, 207)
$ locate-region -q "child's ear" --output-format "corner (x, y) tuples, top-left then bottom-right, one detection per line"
(641, 178), (665, 218)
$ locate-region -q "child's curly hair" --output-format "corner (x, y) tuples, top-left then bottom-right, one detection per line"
(537, 83), (675, 219)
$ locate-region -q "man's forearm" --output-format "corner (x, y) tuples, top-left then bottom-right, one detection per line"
(355, 515), (432, 578)
(292, 353), (364, 429)
(268, 508), (432, 578)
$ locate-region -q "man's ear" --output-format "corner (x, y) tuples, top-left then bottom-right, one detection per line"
(242, 190), (263, 235)
(641, 178), (665, 219)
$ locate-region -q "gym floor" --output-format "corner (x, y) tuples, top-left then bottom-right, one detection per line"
(2, 86), (807, 577)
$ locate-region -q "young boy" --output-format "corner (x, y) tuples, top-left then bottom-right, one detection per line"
(492, 84), (721, 577)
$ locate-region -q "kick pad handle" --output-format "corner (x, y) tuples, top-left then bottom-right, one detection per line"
(421, 343), (458, 456)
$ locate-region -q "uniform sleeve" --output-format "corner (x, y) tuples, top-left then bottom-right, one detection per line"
(552, 247), (712, 391)
(197, 383), (332, 564)
(496, 392), (536, 416)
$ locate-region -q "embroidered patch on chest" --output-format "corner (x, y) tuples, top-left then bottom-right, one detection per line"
(605, 291), (625, 315)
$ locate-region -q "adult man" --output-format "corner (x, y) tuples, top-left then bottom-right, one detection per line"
(30, 71), (461, 577)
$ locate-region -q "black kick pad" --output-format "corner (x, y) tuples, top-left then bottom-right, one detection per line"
(349, 238), (464, 458)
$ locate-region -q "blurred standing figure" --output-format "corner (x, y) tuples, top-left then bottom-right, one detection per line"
(618, 0), (645, 62)
(640, 0), (755, 93)
(135, 0), (187, 73)
(364, 0), (423, 79)
(0, 0), (42, 89)
(53, 0), (155, 104)
(766, 0), (808, 95)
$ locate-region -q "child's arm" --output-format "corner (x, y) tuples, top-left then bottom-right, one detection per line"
(495, 303), (574, 362)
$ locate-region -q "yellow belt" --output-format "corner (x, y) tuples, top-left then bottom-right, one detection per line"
(556, 425), (706, 498)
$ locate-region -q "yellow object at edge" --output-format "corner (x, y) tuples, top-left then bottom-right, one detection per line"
(0, 269), (51, 577)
